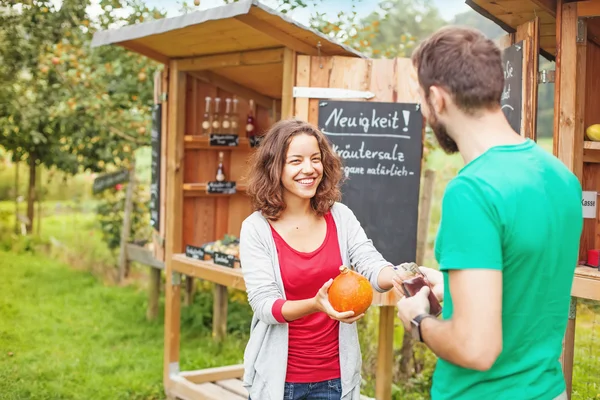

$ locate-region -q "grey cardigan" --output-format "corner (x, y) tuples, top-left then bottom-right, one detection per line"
(239, 202), (392, 400)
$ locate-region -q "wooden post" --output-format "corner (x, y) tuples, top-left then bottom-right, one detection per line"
(416, 169), (435, 266)
(36, 165), (42, 236)
(555, 4), (585, 399)
(163, 62), (186, 393)
(281, 48), (296, 119)
(27, 154), (36, 234)
(184, 276), (195, 306)
(397, 169), (436, 382)
(118, 157), (136, 283)
(213, 284), (228, 342)
(147, 267), (161, 321)
(14, 161), (19, 234)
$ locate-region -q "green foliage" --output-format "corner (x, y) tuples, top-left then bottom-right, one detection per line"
(96, 179), (152, 251)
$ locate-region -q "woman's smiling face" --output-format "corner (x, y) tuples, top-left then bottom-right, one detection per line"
(281, 133), (324, 201)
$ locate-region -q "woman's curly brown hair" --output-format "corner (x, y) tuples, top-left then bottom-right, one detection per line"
(246, 118), (344, 221)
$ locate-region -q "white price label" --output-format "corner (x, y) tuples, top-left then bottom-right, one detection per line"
(582, 191), (597, 219)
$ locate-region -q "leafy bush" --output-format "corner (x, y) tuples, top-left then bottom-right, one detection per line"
(95, 180), (152, 251)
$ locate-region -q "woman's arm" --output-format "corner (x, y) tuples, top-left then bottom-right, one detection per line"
(239, 219), (287, 325)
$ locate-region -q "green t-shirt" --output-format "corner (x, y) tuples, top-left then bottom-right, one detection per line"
(431, 139), (583, 400)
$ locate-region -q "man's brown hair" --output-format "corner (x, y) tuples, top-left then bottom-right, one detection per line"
(246, 118), (344, 220)
(411, 26), (504, 114)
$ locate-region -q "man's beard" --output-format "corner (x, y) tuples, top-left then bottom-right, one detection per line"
(427, 106), (459, 155)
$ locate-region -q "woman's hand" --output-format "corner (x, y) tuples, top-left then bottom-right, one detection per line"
(314, 279), (365, 324)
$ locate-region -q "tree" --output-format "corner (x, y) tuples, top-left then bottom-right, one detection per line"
(0, 0), (163, 233)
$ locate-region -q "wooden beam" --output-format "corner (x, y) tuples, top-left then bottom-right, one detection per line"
(163, 61), (186, 392)
(281, 48), (296, 119)
(189, 71), (274, 110)
(176, 48), (284, 72)
(531, 0), (558, 17)
(180, 365), (245, 384)
(126, 243), (164, 269)
(516, 18), (540, 140)
(556, 3), (584, 180)
(375, 306), (395, 400)
(120, 40), (169, 65)
(577, 0), (600, 18)
(553, 0), (563, 157)
(235, 14), (320, 55)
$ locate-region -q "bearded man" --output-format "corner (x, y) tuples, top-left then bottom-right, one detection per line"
(394, 26), (583, 400)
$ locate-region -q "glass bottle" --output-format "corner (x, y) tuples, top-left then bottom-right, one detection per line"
(395, 262), (442, 316)
(221, 98), (232, 134)
(212, 97), (222, 134)
(230, 97), (239, 135)
(201, 96), (212, 136)
(216, 151), (225, 182)
(246, 99), (256, 138)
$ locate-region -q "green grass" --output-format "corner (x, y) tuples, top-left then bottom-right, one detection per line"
(0, 250), (251, 400)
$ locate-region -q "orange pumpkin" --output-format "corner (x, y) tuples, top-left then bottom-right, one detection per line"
(328, 265), (373, 316)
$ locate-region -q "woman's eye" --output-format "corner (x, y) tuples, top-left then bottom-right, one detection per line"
(312, 158), (321, 163)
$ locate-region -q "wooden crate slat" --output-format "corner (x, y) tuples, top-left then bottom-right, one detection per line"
(180, 364), (245, 384)
(195, 382), (246, 400)
(215, 379), (248, 397)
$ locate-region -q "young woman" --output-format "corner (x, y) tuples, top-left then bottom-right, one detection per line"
(239, 118), (397, 400)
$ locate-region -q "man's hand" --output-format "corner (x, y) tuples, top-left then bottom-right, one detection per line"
(394, 285), (431, 331)
(314, 279), (365, 324)
(419, 266), (444, 302)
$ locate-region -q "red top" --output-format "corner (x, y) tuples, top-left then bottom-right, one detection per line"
(270, 211), (343, 383)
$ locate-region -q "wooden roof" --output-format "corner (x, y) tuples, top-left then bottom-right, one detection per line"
(90, 0), (365, 63)
(465, 0), (557, 60)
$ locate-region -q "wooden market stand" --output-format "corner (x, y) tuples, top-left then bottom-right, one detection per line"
(466, 1), (600, 399)
(92, 1), (423, 399)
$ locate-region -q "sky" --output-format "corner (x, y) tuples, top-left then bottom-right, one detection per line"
(140, 0), (471, 24)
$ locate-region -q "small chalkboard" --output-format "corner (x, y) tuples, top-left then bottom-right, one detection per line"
(92, 169), (129, 194)
(318, 100), (423, 265)
(249, 135), (264, 148)
(185, 244), (205, 260)
(213, 252), (236, 268)
(150, 104), (161, 231)
(501, 41), (523, 135)
(207, 181), (236, 194)
(210, 134), (239, 147)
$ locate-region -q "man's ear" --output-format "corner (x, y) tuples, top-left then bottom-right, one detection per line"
(428, 85), (447, 115)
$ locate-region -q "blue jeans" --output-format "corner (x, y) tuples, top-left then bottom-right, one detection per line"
(249, 378), (342, 400)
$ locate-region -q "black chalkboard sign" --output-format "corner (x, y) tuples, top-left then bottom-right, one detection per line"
(501, 41), (523, 135)
(150, 104), (161, 231)
(210, 134), (239, 146)
(92, 169), (129, 194)
(207, 181), (236, 194)
(318, 100), (423, 264)
(185, 244), (205, 260)
(213, 252), (236, 268)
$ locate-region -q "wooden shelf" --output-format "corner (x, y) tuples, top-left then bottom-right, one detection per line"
(184, 135), (251, 150)
(583, 141), (600, 163)
(171, 254), (245, 290)
(183, 182), (248, 197)
(572, 265), (600, 301)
